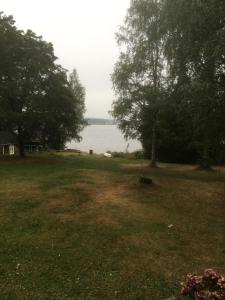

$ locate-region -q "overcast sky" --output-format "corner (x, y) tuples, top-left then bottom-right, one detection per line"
(1, 0), (130, 118)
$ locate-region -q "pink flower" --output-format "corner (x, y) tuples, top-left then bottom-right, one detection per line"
(195, 290), (212, 300)
(211, 291), (225, 299)
(203, 269), (220, 281)
(181, 286), (191, 296)
(186, 274), (203, 287)
(217, 277), (225, 289)
(181, 269), (225, 300)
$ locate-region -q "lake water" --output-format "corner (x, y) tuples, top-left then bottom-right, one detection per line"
(66, 125), (142, 154)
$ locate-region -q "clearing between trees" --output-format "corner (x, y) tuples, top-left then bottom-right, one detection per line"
(0, 153), (224, 299)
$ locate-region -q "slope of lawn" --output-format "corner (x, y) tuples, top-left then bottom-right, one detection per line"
(0, 153), (224, 299)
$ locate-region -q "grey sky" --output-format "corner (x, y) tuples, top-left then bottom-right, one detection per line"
(1, 0), (130, 118)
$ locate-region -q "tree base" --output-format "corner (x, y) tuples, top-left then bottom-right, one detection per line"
(149, 161), (158, 168)
(139, 176), (153, 185)
(196, 165), (214, 172)
(19, 152), (26, 158)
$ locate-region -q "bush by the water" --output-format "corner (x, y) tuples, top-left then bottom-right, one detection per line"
(110, 150), (144, 159)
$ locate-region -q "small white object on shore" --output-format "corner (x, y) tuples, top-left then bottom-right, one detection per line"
(168, 224), (174, 229)
(104, 152), (112, 158)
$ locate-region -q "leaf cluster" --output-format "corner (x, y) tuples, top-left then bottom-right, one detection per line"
(0, 12), (86, 151)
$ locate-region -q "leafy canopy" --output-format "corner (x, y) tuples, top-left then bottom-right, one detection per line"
(0, 12), (86, 154)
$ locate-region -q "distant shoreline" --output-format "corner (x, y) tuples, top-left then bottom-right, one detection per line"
(86, 118), (116, 126)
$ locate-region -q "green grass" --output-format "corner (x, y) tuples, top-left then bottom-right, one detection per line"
(0, 153), (224, 299)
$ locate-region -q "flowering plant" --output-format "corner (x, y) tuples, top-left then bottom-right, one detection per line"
(181, 269), (225, 300)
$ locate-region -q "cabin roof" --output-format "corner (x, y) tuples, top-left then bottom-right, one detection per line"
(0, 131), (18, 145)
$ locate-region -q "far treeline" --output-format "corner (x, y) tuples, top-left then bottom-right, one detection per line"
(0, 12), (86, 157)
(86, 118), (116, 125)
(112, 0), (225, 169)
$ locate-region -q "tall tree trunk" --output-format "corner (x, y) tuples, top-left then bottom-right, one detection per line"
(199, 142), (211, 170)
(18, 131), (25, 158)
(150, 125), (157, 167)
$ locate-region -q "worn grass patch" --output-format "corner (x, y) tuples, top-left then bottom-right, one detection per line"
(0, 154), (224, 299)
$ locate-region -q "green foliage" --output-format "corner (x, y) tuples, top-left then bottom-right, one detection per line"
(164, 0), (225, 167)
(39, 69), (86, 150)
(112, 0), (166, 166)
(110, 150), (144, 159)
(69, 68), (86, 129)
(0, 12), (86, 154)
(112, 0), (225, 167)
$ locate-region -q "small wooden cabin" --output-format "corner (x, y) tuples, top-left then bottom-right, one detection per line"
(0, 131), (18, 156)
(0, 131), (43, 156)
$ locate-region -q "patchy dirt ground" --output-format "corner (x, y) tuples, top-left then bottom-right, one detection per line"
(0, 155), (224, 299)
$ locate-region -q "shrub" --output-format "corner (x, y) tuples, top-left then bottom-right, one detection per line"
(110, 150), (144, 159)
(181, 269), (225, 300)
(132, 150), (145, 159)
(110, 151), (127, 158)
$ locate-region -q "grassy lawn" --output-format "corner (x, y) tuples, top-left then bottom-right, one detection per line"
(0, 153), (224, 299)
